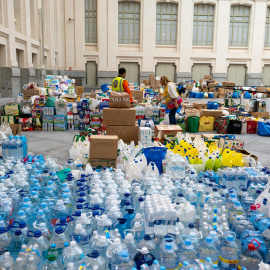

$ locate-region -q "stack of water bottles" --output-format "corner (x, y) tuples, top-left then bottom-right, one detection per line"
(0, 145), (270, 269)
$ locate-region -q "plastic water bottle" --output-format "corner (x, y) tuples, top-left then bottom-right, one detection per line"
(106, 238), (127, 269)
(138, 234), (157, 257)
(0, 251), (14, 270)
(0, 226), (12, 255)
(50, 224), (70, 253)
(85, 250), (106, 269)
(238, 239), (262, 270)
(219, 232), (240, 270)
(71, 223), (89, 253)
(9, 229), (26, 259)
(149, 260), (160, 270)
(43, 243), (64, 269)
(62, 241), (84, 268)
(52, 200), (68, 227)
(158, 239), (179, 269)
(178, 239), (197, 267)
(2, 139), (9, 160)
(111, 249), (136, 269)
(198, 236), (219, 264)
(27, 230), (50, 259)
(115, 219), (129, 239)
(132, 221), (145, 243)
(134, 247), (156, 270)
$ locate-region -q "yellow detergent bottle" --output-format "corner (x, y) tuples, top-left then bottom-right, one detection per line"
(214, 156), (222, 172)
(196, 156), (203, 164)
(222, 150), (233, 167)
(190, 157), (195, 164)
(192, 147), (199, 157)
(233, 153), (244, 167)
(205, 157), (214, 170)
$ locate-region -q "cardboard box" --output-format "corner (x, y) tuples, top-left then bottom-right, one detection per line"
(186, 85), (193, 90)
(204, 75), (211, 80)
(219, 138), (244, 150)
(139, 127), (152, 145)
(23, 90), (40, 100)
(201, 110), (223, 117)
(132, 90), (144, 98)
(218, 88), (225, 94)
(10, 124), (21, 136)
(75, 86), (84, 98)
(222, 81), (235, 87)
(202, 89), (209, 93)
(85, 94), (97, 99)
(109, 92), (130, 108)
(249, 111), (269, 119)
(219, 95), (225, 99)
(154, 125), (182, 139)
(208, 82), (218, 88)
(143, 80), (149, 86)
(42, 115), (54, 124)
(103, 108), (136, 126)
(185, 109), (201, 119)
(208, 88), (215, 92)
(54, 123), (67, 131)
(193, 103), (207, 110)
(256, 87), (267, 93)
(53, 115), (67, 124)
(90, 135), (119, 159)
(234, 148), (258, 162)
(89, 159), (117, 169)
(135, 98), (143, 104)
(182, 102), (194, 109)
(106, 124), (139, 143)
(149, 74), (155, 86)
(155, 79), (161, 86)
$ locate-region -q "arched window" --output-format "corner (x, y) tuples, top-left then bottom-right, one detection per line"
(229, 5), (250, 47)
(193, 4), (214, 46)
(85, 0), (97, 43)
(118, 1), (140, 44)
(156, 3), (178, 45)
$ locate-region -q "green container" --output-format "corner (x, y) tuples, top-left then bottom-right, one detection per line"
(178, 121), (186, 133)
(187, 116), (199, 133)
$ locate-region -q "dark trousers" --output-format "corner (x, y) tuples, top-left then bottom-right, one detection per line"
(169, 107), (177, 125)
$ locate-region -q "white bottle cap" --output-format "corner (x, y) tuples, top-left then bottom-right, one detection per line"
(70, 241), (76, 246)
(114, 238), (121, 244)
(126, 233), (133, 240)
(100, 236), (107, 242)
(141, 247), (149, 254)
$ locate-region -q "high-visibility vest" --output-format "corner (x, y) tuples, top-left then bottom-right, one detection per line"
(112, 77), (125, 92)
(163, 83), (179, 105)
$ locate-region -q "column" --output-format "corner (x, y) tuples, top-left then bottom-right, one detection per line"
(213, 0), (231, 82)
(178, 0), (194, 81)
(247, 1), (267, 86)
(141, 0), (156, 78)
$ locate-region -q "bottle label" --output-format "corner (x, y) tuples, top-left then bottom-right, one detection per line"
(219, 255), (238, 269)
(51, 218), (58, 226)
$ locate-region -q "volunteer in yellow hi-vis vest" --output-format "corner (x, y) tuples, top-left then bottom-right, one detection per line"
(112, 67), (133, 103)
(156, 76), (182, 125)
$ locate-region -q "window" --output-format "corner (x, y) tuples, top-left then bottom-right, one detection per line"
(85, 0), (97, 43)
(118, 2), (140, 44)
(32, 53), (38, 69)
(265, 7), (270, 47)
(119, 62), (139, 84)
(229, 5), (250, 47)
(156, 3), (178, 45)
(193, 4), (214, 46)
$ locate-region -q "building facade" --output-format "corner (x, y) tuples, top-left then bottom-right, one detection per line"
(1, 0), (270, 98)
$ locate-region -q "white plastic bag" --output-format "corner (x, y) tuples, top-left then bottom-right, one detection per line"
(259, 262), (270, 270)
(85, 163), (93, 174)
(145, 162), (160, 179)
(176, 202), (196, 223)
(126, 163), (144, 182)
(133, 154), (148, 172)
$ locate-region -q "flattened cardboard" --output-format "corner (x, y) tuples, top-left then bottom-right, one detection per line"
(89, 159), (117, 169)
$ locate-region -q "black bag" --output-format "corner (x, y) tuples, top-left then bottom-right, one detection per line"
(227, 119), (242, 134)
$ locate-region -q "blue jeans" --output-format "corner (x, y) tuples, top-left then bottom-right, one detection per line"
(169, 107), (177, 125)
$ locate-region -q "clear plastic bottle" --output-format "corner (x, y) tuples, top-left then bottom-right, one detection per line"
(158, 239), (180, 269)
(9, 229), (26, 259)
(238, 239), (262, 270)
(62, 241), (84, 268)
(219, 232), (240, 270)
(85, 250), (106, 269)
(71, 223), (89, 254)
(51, 200), (68, 227)
(43, 244), (64, 270)
(0, 251), (14, 270)
(123, 230), (138, 259)
(198, 236), (219, 265)
(111, 249), (136, 270)
(178, 239), (197, 267)
(50, 224), (70, 253)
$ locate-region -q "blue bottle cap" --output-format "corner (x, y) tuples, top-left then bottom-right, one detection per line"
(227, 235), (234, 242)
(188, 223), (195, 228)
(51, 244), (56, 248)
(55, 227), (64, 234)
(34, 231), (42, 237)
(206, 237), (212, 243)
(19, 222), (26, 228)
(185, 239), (192, 245)
(15, 230), (22, 236)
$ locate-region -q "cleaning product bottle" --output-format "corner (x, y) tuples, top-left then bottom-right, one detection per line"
(205, 157), (214, 171)
(213, 157), (222, 172)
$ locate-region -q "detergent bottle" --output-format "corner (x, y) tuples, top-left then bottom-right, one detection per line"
(222, 150), (233, 168)
(205, 157), (214, 171)
(233, 153), (244, 167)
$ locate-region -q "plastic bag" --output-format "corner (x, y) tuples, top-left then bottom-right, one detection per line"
(133, 154), (148, 172)
(126, 163), (144, 182)
(145, 162), (160, 179)
(176, 202), (195, 222)
(259, 262), (270, 270)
